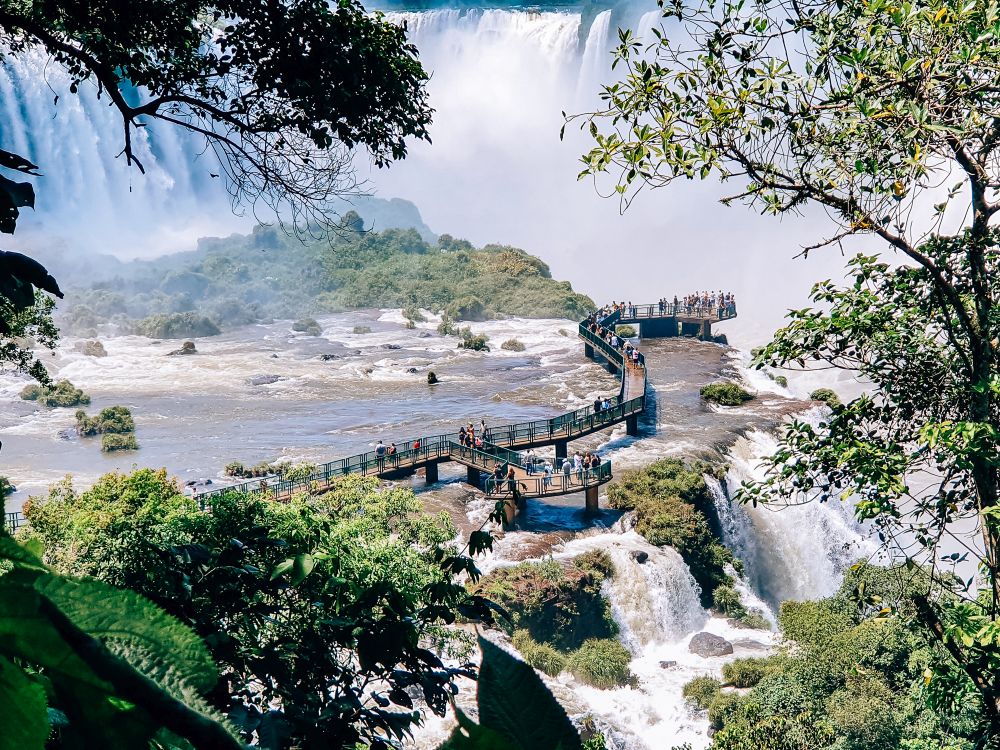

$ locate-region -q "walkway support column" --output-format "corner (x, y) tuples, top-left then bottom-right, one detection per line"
(626, 414), (639, 437)
(555, 441), (567, 461)
(503, 497), (517, 527)
(607, 360), (619, 375)
(584, 343), (594, 360)
(466, 466), (480, 487)
(585, 485), (599, 514)
(425, 462), (439, 484)
(701, 321), (712, 341)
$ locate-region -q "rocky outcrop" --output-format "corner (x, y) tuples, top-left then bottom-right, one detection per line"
(688, 632), (734, 657)
(167, 341), (197, 356)
(75, 340), (107, 357)
(246, 375), (283, 386)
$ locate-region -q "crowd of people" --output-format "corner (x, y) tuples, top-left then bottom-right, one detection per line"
(584, 312), (644, 370)
(600, 294), (737, 320)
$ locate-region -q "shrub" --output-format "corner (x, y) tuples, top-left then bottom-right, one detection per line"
(682, 676), (722, 709)
(616, 324), (637, 337)
(738, 611), (771, 630)
(568, 639), (634, 689)
(722, 658), (773, 688)
(20, 379), (91, 407)
(402, 305), (426, 323)
(280, 462), (318, 483)
(708, 691), (744, 729)
(810, 388), (842, 409)
(444, 295), (487, 321)
(573, 550), (616, 578)
(292, 317), (322, 336)
(101, 433), (138, 452)
(437, 315), (458, 336)
(712, 584), (746, 617)
(457, 326), (490, 352)
(501, 338), (526, 352)
(76, 406), (135, 436)
(404, 320), (416, 329)
(0, 476), (13, 498)
(133, 312), (221, 339)
(225, 461), (247, 477)
(779, 599), (854, 648)
(773, 375), (788, 388)
(700, 381), (754, 406)
(512, 630), (567, 677)
(352, 325), (372, 335)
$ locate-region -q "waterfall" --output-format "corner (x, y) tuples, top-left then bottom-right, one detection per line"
(711, 422), (879, 609)
(575, 10), (613, 105)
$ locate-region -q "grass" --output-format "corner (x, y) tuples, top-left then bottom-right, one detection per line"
(568, 639), (634, 689)
(20, 380), (91, 408)
(700, 381), (754, 406)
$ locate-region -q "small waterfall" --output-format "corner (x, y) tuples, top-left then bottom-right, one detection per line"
(575, 10), (613, 105)
(561, 531), (707, 651)
(712, 424), (879, 609)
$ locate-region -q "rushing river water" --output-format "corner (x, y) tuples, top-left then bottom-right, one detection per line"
(0, 311), (875, 749)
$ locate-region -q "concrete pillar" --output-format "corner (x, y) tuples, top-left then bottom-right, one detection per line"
(585, 485), (599, 514)
(681, 321), (701, 337)
(425, 462), (439, 484)
(466, 466), (480, 487)
(503, 497), (517, 527)
(626, 414), (639, 436)
(555, 441), (567, 461)
(701, 321), (712, 341)
(584, 343), (594, 360)
(607, 360), (619, 375)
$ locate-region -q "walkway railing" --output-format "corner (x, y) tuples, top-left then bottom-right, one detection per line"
(616, 302), (737, 322)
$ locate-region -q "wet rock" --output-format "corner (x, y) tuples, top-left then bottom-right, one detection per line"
(246, 374), (283, 386)
(418, 332), (432, 338)
(270, 354), (279, 359)
(319, 354), (341, 361)
(731, 638), (770, 651)
(630, 550), (649, 564)
(427, 371), (438, 385)
(688, 632), (734, 657)
(167, 341), (197, 356)
(75, 340), (107, 357)
(658, 660), (677, 669)
(382, 343), (402, 350)
(406, 367), (418, 374)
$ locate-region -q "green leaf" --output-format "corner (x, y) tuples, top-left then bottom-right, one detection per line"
(0, 656), (49, 750)
(437, 706), (519, 750)
(0, 535), (47, 571)
(475, 636), (582, 750)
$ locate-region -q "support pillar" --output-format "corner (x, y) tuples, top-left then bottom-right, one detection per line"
(584, 343), (594, 360)
(585, 485), (599, 514)
(681, 321), (701, 337)
(503, 497), (517, 527)
(626, 414), (639, 437)
(466, 466), (480, 487)
(425, 462), (439, 484)
(555, 441), (567, 461)
(701, 321), (712, 341)
(607, 360), (619, 375)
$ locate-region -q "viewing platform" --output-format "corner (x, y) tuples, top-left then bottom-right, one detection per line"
(614, 301), (737, 341)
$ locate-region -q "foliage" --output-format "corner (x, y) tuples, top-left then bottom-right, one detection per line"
(59, 226), (595, 335)
(75, 406), (135, 436)
(134, 312), (221, 339)
(437, 636), (582, 750)
(279, 462), (318, 483)
(457, 327), (490, 352)
(101, 433), (138, 452)
(576, 0), (1000, 723)
(567, 638), (635, 689)
(19, 378), (90, 407)
(292, 317), (322, 336)
(437, 315), (459, 336)
(352, 325), (373, 334)
(445, 296), (488, 322)
(0, 476), (13, 499)
(700, 382), (754, 407)
(402, 305), (426, 323)
(0, 530), (239, 749)
(501, 338), (526, 352)
(224, 460), (274, 478)
(607, 459), (734, 606)
(0, 289), (58, 383)
(23, 469), (504, 748)
(706, 566), (984, 750)
(809, 388), (843, 410)
(683, 676), (722, 709)
(773, 375), (788, 388)
(616, 324), (637, 338)
(511, 630), (567, 677)
(472, 554), (617, 651)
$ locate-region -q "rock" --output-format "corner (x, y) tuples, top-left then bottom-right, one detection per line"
(427, 371), (439, 385)
(246, 375), (283, 386)
(658, 660), (677, 669)
(630, 550), (649, 564)
(406, 367), (418, 374)
(382, 343), (402, 350)
(319, 354), (341, 361)
(75, 340), (107, 357)
(418, 332), (432, 338)
(688, 632), (734, 658)
(167, 341), (197, 356)
(730, 638), (769, 651)
(271, 354), (279, 359)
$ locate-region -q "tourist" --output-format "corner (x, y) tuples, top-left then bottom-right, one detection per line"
(562, 458), (571, 485)
(387, 443), (397, 456)
(543, 461), (553, 489)
(480, 418), (487, 437)
(573, 451), (583, 479)
(491, 464), (503, 493)
(506, 466), (517, 494)
(375, 440), (386, 470)
(525, 449), (536, 474)
(593, 397), (603, 414)
(413, 439), (421, 452)
(458, 426), (466, 445)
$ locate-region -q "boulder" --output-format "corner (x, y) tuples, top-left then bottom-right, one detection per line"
(319, 354), (341, 361)
(658, 660), (677, 669)
(382, 343), (402, 350)
(167, 341), (197, 356)
(731, 638), (769, 651)
(418, 332), (432, 338)
(406, 367), (418, 374)
(427, 371), (439, 385)
(246, 375), (283, 386)
(630, 550), (649, 564)
(688, 632), (734, 658)
(75, 340), (107, 357)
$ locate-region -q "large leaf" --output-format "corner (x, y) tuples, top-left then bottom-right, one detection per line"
(0, 174), (34, 234)
(0, 149), (40, 175)
(438, 706), (518, 750)
(0, 656), (49, 750)
(475, 636), (582, 750)
(0, 534), (48, 571)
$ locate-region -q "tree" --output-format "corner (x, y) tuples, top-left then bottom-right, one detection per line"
(572, 0), (1000, 730)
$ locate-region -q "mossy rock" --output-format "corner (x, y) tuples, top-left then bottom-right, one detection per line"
(101, 433), (138, 452)
(615, 324), (637, 338)
(501, 338), (526, 352)
(134, 312), (221, 339)
(809, 388), (842, 409)
(682, 676), (721, 709)
(352, 325), (372, 335)
(0, 476), (14, 498)
(471, 553), (617, 650)
(700, 381), (754, 406)
(292, 318), (322, 336)
(75, 340), (107, 357)
(20, 380), (91, 408)
(457, 327), (490, 352)
(568, 639), (634, 689)
(76, 406), (135, 436)
(773, 375), (788, 388)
